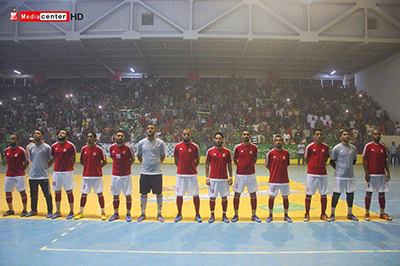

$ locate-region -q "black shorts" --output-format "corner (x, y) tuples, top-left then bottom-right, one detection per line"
(140, 174), (163, 195)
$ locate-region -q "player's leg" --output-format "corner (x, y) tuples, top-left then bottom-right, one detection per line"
(304, 175), (316, 221)
(39, 179), (53, 218)
(75, 179), (90, 219)
(110, 176), (121, 221)
(137, 174), (149, 222)
(174, 176), (184, 222)
(346, 192), (358, 221)
(96, 192), (106, 220)
(282, 185), (292, 223)
(250, 192), (261, 223)
(26, 179), (39, 217)
(267, 196), (275, 222)
(304, 194), (312, 221)
(153, 175), (164, 222)
(208, 180), (217, 223)
(221, 196), (229, 223)
(52, 190), (62, 219)
(193, 195), (201, 222)
(232, 192), (241, 222)
(330, 193), (340, 221)
(123, 177), (133, 222)
(208, 197), (216, 223)
(14, 176), (28, 217)
(189, 176), (201, 222)
(75, 193), (87, 220)
(19, 190), (28, 217)
(4, 192), (14, 216)
(126, 195), (132, 222)
(320, 195), (329, 221)
(378, 192), (392, 220)
(65, 189), (74, 219)
(365, 191), (373, 221)
(319, 177), (329, 221)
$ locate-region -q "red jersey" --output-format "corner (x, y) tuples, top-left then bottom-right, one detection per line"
(362, 142), (388, 175)
(206, 147), (232, 179)
(51, 141), (76, 172)
(233, 143), (258, 175)
(265, 148), (290, 183)
(174, 141), (200, 175)
(80, 145), (106, 178)
(305, 142), (330, 175)
(110, 143), (135, 176)
(5, 146), (28, 177)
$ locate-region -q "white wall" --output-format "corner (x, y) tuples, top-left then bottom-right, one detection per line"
(355, 51), (400, 123)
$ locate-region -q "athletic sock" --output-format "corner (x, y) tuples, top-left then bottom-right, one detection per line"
(321, 195), (327, 215)
(222, 198), (228, 214)
(233, 196), (240, 215)
(98, 194), (105, 209)
(126, 196), (132, 215)
(177, 196), (183, 215)
(140, 195), (147, 215)
(305, 195), (311, 214)
(250, 196), (257, 216)
(283, 196), (289, 215)
(210, 198), (216, 215)
(113, 196), (120, 213)
(193, 196), (200, 216)
(379, 193), (386, 213)
(268, 197), (275, 215)
(365, 193), (372, 214)
(80, 194), (87, 210)
(66, 190), (74, 204)
(157, 194), (163, 215)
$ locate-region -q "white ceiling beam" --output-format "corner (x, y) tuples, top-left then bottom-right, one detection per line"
(197, 2), (245, 33)
(190, 40), (194, 71)
(372, 4), (400, 31)
(23, 3), (67, 34)
(78, 42), (115, 74)
(79, 1), (127, 34)
(137, 0), (185, 32)
(256, 1), (302, 34)
(316, 4), (361, 34)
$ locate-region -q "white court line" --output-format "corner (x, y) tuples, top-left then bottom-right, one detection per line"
(40, 246), (400, 255)
(51, 239), (58, 243)
(60, 233), (67, 237)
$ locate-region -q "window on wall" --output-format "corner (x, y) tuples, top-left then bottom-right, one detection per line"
(142, 13), (154, 26)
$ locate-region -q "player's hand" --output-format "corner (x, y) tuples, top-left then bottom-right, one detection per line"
(386, 173), (391, 182)
(228, 178), (233, 186)
(206, 179), (210, 186)
(365, 173), (370, 182)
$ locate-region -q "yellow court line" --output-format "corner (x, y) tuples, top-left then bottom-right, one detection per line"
(40, 246), (400, 255)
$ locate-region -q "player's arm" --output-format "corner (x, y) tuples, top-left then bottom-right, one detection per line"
(23, 160), (29, 170)
(205, 162), (210, 186)
(228, 162), (233, 185)
(130, 156), (135, 166)
(174, 156), (179, 167)
(160, 154), (165, 164)
(304, 146), (309, 165)
(194, 157), (199, 167)
(101, 149), (107, 167)
(384, 158), (391, 182)
(137, 155), (142, 163)
(329, 159), (336, 169)
(80, 149), (84, 166)
(71, 154), (76, 166)
(362, 157), (370, 182)
(233, 157), (238, 166)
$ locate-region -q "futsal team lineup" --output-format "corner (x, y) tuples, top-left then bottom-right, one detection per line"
(2, 125), (393, 224)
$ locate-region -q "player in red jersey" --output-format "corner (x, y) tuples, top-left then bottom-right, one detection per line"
(174, 129), (202, 223)
(265, 135), (292, 223)
(51, 129), (76, 219)
(75, 132), (107, 221)
(109, 130), (135, 222)
(363, 129), (392, 221)
(205, 132), (233, 223)
(3, 134), (29, 217)
(231, 130), (261, 223)
(304, 129), (330, 222)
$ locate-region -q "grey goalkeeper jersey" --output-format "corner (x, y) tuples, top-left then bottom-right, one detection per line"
(331, 143), (357, 180)
(28, 143), (52, 180)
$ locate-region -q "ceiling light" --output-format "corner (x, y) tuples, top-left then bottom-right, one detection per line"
(14, 70), (21, 74)
(130, 68), (135, 73)
(330, 70), (336, 75)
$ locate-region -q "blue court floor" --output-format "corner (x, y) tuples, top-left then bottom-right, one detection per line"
(1, 164), (400, 266)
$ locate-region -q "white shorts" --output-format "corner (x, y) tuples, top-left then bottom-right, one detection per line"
(306, 175), (328, 195)
(233, 174), (258, 194)
(209, 179), (230, 198)
(175, 175), (199, 196)
(111, 175), (132, 196)
(268, 183), (290, 197)
(81, 178), (104, 194)
(333, 178), (356, 193)
(366, 175), (389, 193)
(4, 176), (27, 192)
(52, 171), (75, 191)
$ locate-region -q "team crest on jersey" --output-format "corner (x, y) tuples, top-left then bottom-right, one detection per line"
(313, 149), (316, 152)
(213, 153), (217, 156)
(84, 152), (87, 154)
(381, 150), (384, 153)
(55, 148), (58, 151)
(222, 153), (226, 157)
(371, 149), (374, 152)
(250, 150), (253, 154)
(63, 149), (67, 152)
(273, 156), (276, 159)
(283, 156), (286, 159)
(93, 152), (97, 156)
(188, 148), (192, 152)
(179, 148), (183, 151)
(6, 153), (9, 156)
(322, 149), (325, 153)
(122, 150), (126, 154)
(241, 150), (244, 153)
(15, 154), (18, 157)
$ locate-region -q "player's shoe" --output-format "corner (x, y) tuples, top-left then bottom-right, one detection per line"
(329, 214), (335, 222)
(101, 213), (107, 221)
(208, 214), (215, 223)
(157, 214), (165, 223)
(3, 210), (14, 217)
(74, 212), (84, 220)
(126, 214), (132, 222)
(347, 214), (359, 221)
(364, 213), (370, 221)
(137, 214), (146, 222)
(20, 210), (28, 217)
(303, 213), (310, 222)
(222, 214), (230, 223)
(380, 213), (392, 221)
(51, 211), (62, 219)
(195, 214), (202, 223)
(66, 212), (74, 220)
(266, 215), (273, 223)
(320, 214), (330, 222)
(46, 212), (53, 219)
(174, 214), (182, 223)
(252, 215), (261, 223)
(108, 213), (120, 221)
(231, 215), (239, 223)
(25, 211), (38, 218)
(284, 214), (292, 223)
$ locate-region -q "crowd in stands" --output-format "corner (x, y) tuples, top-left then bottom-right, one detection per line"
(0, 77), (399, 155)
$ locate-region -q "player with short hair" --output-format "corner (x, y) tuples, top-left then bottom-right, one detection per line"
(3, 134), (29, 217)
(75, 132), (107, 221)
(231, 130), (261, 223)
(51, 129), (76, 219)
(304, 129), (330, 222)
(109, 130), (135, 222)
(174, 128), (202, 223)
(363, 129), (392, 221)
(329, 130), (358, 221)
(265, 135), (292, 223)
(205, 132), (233, 223)
(26, 129), (54, 218)
(137, 125), (167, 222)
